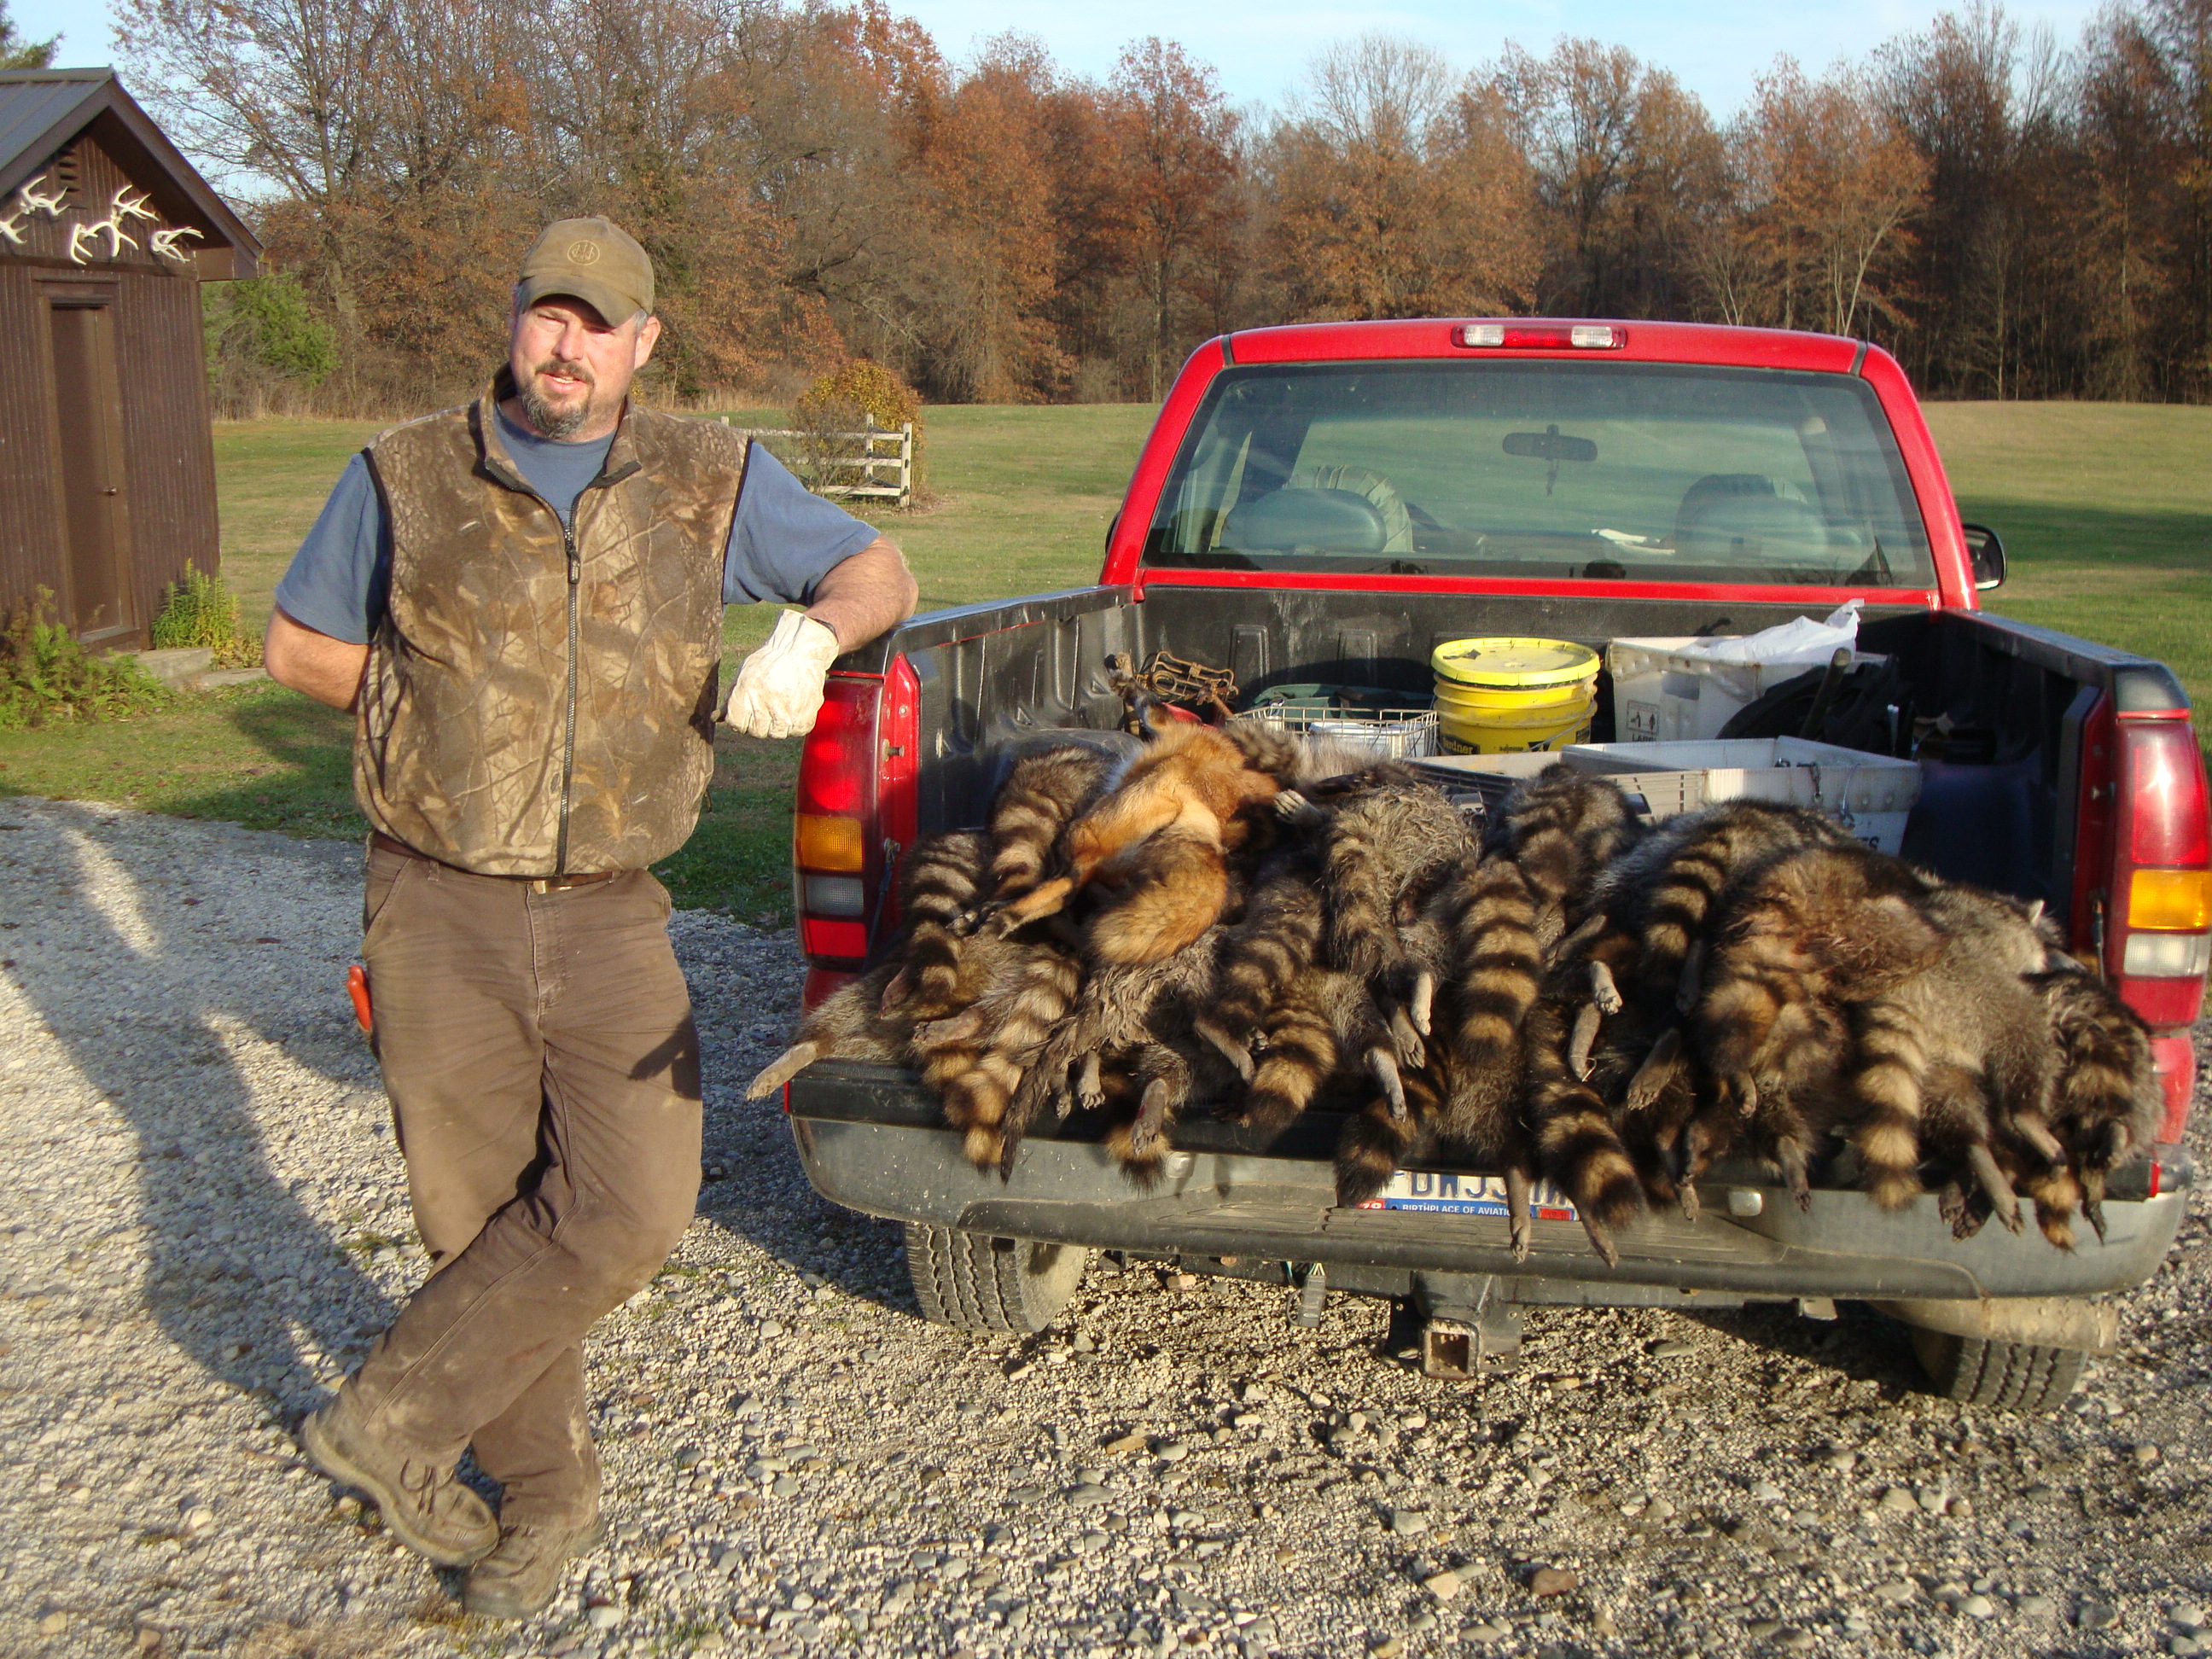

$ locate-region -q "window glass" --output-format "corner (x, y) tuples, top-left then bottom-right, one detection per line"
(1144, 361), (1935, 586)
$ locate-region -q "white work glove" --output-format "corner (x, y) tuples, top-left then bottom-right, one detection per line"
(725, 610), (841, 739)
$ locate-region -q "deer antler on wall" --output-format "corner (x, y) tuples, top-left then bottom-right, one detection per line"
(15, 174), (69, 217)
(148, 225), (204, 264)
(111, 187), (158, 225)
(0, 205), (26, 246)
(69, 194), (144, 263)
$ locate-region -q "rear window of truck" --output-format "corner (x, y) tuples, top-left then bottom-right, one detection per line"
(1143, 360), (1936, 588)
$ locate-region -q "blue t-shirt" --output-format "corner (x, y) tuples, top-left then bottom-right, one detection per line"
(273, 407), (878, 643)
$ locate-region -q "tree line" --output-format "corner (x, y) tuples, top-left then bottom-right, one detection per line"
(111, 0), (2212, 412)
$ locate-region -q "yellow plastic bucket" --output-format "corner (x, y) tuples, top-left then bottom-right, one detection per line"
(1438, 704), (1594, 754)
(1432, 636), (1600, 690)
(1434, 676), (1594, 715)
(1432, 637), (1598, 752)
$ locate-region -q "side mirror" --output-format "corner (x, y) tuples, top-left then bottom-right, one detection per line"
(1961, 522), (2005, 591)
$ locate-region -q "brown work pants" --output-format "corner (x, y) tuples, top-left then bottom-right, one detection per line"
(331, 841), (701, 1524)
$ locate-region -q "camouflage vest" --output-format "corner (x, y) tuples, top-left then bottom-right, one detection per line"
(355, 377), (747, 876)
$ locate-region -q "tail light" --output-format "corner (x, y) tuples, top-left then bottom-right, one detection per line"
(1454, 322), (1626, 350)
(2104, 716), (2210, 1138)
(792, 659), (918, 975)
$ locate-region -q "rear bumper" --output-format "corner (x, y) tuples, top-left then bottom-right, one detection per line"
(788, 1062), (2186, 1306)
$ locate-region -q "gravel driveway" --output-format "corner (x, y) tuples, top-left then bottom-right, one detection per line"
(4, 796), (2212, 1659)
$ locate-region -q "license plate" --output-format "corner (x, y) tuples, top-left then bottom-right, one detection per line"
(1352, 1169), (1580, 1221)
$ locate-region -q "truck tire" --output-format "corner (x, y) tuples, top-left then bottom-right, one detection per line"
(1907, 1325), (2088, 1413)
(905, 1224), (1089, 1334)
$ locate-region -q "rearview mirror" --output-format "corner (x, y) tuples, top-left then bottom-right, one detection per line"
(1961, 522), (2005, 591)
(1502, 425), (1598, 463)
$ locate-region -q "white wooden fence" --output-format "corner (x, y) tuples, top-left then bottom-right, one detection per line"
(722, 412), (914, 505)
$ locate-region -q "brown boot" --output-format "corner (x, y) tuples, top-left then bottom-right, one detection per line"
(463, 1513), (608, 1620)
(299, 1402), (498, 1568)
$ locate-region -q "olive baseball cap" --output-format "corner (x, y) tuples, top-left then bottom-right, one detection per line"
(516, 217), (654, 324)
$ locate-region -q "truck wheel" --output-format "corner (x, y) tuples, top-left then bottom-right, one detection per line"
(904, 1224), (1089, 1334)
(1907, 1325), (2088, 1413)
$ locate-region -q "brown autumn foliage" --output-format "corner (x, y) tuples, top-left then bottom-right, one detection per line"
(113, 0), (2212, 412)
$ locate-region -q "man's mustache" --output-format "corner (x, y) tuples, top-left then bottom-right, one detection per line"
(534, 357), (596, 389)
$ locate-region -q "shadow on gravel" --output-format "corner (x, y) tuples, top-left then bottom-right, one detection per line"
(1683, 1301), (1931, 1398)
(1, 803), (391, 1410)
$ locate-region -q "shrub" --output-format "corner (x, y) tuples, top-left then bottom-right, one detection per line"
(788, 360), (924, 501)
(0, 591), (172, 729)
(152, 562), (262, 668)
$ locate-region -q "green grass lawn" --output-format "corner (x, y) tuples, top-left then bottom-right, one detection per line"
(3, 397), (2203, 918)
(0, 401), (1161, 920)
(1924, 401), (2212, 712)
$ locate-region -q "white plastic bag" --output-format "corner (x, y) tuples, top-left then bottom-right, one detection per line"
(1674, 600), (1862, 667)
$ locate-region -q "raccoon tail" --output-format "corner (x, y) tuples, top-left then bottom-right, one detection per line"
(1437, 857), (1543, 1085)
(1334, 1073), (1442, 1208)
(1844, 1000), (1929, 1210)
(1200, 873), (1324, 1068)
(1320, 823), (1401, 986)
(986, 749), (1105, 900)
(1523, 1004), (1641, 1266)
(1234, 989), (1340, 1134)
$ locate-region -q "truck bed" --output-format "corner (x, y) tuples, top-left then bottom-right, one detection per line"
(791, 583), (2193, 1304)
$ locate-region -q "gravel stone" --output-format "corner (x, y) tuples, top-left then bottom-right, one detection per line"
(5, 796), (2212, 1659)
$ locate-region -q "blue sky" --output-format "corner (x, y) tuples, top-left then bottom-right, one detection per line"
(17, 0), (2110, 121)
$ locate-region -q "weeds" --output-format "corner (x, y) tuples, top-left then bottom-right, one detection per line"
(0, 590), (172, 729)
(152, 562), (263, 668)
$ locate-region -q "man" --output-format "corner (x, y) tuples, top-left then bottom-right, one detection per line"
(265, 217), (916, 1618)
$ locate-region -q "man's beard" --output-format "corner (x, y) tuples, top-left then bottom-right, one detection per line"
(518, 357), (597, 439)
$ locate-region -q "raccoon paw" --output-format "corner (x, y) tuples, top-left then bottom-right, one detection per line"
(1194, 1019), (1256, 1081)
(1622, 1027), (1684, 1111)
(1127, 1079), (1176, 1159)
(1388, 1005), (1426, 1071)
(1505, 1167), (1534, 1262)
(1968, 1144), (2023, 1234)
(1568, 1000), (1603, 1080)
(1587, 958), (1623, 1016)
(1272, 789), (1326, 829)
(1408, 971), (1436, 1039)
(746, 1041), (821, 1100)
(1074, 1053), (1105, 1115)
(2083, 1196), (2109, 1243)
(1579, 1216), (1621, 1268)
(1367, 1049), (1408, 1121)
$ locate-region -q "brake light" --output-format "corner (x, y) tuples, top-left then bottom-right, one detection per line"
(2109, 718), (2211, 1029)
(1454, 323), (1626, 350)
(790, 661), (918, 971)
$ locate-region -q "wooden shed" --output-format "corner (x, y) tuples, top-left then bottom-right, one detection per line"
(0, 69), (259, 648)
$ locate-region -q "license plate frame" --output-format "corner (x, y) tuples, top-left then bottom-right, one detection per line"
(1350, 1169), (1580, 1221)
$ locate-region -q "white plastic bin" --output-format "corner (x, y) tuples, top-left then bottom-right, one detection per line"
(1563, 736), (1923, 853)
(1606, 637), (1888, 743)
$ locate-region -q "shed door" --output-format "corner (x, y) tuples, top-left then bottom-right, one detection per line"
(47, 300), (137, 643)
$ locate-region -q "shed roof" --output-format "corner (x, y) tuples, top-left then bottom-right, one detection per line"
(0, 68), (259, 278)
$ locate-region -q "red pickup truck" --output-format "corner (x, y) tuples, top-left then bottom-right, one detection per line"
(777, 318), (2206, 1412)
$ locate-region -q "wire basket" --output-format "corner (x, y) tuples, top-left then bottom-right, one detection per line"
(1234, 701), (1441, 760)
